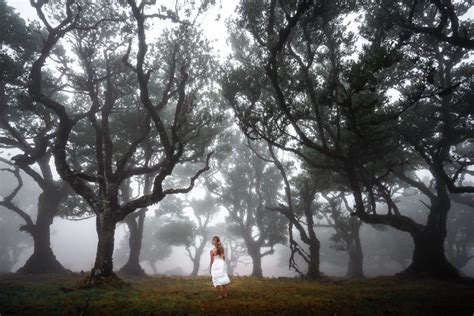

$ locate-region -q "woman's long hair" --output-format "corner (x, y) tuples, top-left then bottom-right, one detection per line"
(213, 236), (225, 258)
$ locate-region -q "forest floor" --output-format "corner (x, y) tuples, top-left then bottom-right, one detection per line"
(0, 273), (473, 315)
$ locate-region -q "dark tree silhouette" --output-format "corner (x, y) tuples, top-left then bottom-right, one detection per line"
(382, 0), (474, 49)
(268, 145), (363, 278)
(384, 17), (472, 277)
(0, 161), (68, 273)
(224, 0), (471, 278)
(265, 146), (324, 279)
(0, 1), (71, 273)
(445, 194), (474, 270)
(27, 0), (219, 285)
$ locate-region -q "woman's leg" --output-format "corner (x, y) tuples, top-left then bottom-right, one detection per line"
(223, 284), (228, 297)
(216, 285), (223, 298)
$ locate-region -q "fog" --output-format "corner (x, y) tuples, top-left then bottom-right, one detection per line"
(5, 187), (473, 277)
(1, 0), (473, 286)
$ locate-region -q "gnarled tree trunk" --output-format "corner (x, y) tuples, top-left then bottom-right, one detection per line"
(403, 231), (458, 277)
(118, 212), (146, 276)
(17, 190), (66, 274)
(400, 181), (459, 278)
(191, 235), (208, 276)
(85, 212), (119, 286)
(247, 244), (263, 277)
(190, 258), (200, 277)
(353, 169), (460, 279)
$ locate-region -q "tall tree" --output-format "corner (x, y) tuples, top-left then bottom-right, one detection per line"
(266, 147), (324, 279)
(382, 6), (472, 276)
(224, 0), (471, 278)
(27, 0), (220, 284)
(0, 1), (71, 273)
(269, 147), (363, 278)
(212, 138), (287, 277)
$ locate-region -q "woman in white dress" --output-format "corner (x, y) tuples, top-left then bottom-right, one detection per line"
(210, 236), (230, 298)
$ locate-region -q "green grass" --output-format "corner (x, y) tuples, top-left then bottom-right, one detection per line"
(0, 274), (473, 315)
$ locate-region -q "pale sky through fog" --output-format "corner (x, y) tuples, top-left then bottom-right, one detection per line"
(6, 0), (240, 58)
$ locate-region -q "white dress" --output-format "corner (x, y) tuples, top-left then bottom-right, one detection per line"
(211, 251), (230, 287)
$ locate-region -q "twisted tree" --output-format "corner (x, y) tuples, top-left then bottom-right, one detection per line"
(184, 193), (219, 276)
(0, 0), (70, 273)
(224, 0), (472, 278)
(264, 145), (324, 279)
(380, 0), (474, 49)
(27, 0), (220, 284)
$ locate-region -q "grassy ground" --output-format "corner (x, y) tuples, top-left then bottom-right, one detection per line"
(0, 274), (473, 315)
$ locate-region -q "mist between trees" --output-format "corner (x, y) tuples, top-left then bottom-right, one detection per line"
(0, 0), (473, 285)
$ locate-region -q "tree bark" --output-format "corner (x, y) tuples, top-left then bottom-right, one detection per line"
(346, 218), (364, 278)
(399, 181), (459, 278)
(402, 231), (459, 278)
(17, 191), (66, 274)
(351, 167), (460, 279)
(248, 246), (263, 277)
(86, 213), (119, 285)
(346, 248), (364, 278)
(190, 259), (200, 277)
(304, 195), (323, 279)
(306, 241), (321, 279)
(118, 212), (146, 276)
(190, 237), (207, 277)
